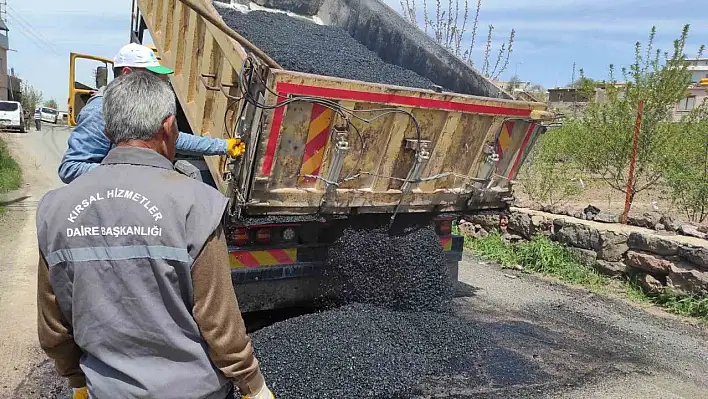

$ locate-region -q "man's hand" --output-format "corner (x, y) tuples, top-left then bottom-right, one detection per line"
(72, 387), (88, 399)
(227, 138), (246, 158)
(242, 384), (275, 399)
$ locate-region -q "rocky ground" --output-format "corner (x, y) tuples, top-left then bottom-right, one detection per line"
(461, 208), (708, 298)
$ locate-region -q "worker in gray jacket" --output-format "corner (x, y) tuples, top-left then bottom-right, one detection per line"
(35, 71), (275, 399)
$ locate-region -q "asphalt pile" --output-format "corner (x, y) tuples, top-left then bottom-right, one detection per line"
(250, 303), (484, 398)
(326, 219), (453, 311)
(215, 8), (439, 90)
(244, 218), (472, 398)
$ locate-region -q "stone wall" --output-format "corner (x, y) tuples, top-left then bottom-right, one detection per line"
(459, 208), (708, 297)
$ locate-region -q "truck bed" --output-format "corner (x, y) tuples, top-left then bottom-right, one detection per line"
(215, 7), (439, 92)
(136, 0), (550, 217)
(214, 0), (508, 98)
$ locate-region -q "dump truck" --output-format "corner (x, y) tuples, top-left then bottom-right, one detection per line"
(68, 0), (552, 312)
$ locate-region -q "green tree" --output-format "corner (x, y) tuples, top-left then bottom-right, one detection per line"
(44, 98), (58, 109)
(400, 0), (515, 79)
(19, 82), (42, 114)
(660, 100), (708, 222)
(556, 25), (704, 212)
(518, 124), (584, 205)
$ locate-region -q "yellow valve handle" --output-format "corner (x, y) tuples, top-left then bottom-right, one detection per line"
(73, 387), (89, 399)
(227, 138), (247, 158)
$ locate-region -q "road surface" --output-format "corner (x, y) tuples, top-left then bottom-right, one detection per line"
(0, 126), (69, 397)
(2, 126), (708, 398)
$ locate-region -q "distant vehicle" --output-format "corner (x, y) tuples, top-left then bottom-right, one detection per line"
(0, 101), (26, 133)
(38, 107), (59, 124)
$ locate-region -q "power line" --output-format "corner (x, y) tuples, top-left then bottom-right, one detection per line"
(6, 9), (60, 56)
(7, 5), (54, 46)
(6, 10), (57, 54)
(6, 19), (57, 55)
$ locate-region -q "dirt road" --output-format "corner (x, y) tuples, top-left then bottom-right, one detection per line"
(3, 126), (708, 398)
(0, 126), (69, 396)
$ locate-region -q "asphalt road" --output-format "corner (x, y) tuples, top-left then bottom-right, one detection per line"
(3, 126), (708, 398)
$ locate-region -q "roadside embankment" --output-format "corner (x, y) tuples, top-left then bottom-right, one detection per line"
(0, 136), (22, 208)
(461, 207), (708, 319)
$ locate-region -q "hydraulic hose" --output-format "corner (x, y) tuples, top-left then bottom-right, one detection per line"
(177, 0), (282, 69)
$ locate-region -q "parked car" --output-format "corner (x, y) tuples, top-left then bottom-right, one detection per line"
(38, 107), (59, 124)
(0, 101), (26, 133)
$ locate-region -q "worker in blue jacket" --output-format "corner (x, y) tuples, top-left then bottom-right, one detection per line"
(58, 43), (245, 184)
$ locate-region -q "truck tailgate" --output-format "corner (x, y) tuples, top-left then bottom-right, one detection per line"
(245, 70), (546, 215)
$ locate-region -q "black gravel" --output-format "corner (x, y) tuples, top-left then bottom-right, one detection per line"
(326, 218), (453, 311)
(250, 303), (484, 399)
(215, 8), (439, 90)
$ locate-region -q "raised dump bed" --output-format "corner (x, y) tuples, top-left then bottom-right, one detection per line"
(130, 0), (552, 311)
(136, 0), (550, 218)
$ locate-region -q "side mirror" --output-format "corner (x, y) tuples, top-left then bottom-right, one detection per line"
(96, 66), (108, 88)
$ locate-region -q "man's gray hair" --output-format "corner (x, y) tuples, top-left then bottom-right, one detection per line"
(103, 71), (176, 144)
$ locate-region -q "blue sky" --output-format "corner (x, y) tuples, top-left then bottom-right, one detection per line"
(6, 0), (707, 109)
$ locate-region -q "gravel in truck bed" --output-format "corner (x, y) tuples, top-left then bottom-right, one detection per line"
(215, 8), (439, 90)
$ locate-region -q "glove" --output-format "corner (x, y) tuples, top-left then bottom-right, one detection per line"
(242, 384), (275, 399)
(227, 138), (247, 158)
(72, 387), (89, 399)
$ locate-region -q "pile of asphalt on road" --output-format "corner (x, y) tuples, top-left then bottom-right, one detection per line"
(214, 7), (440, 90)
(249, 303), (484, 398)
(243, 216), (482, 398)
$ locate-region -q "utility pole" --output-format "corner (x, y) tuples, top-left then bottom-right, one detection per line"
(571, 62), (577, 118)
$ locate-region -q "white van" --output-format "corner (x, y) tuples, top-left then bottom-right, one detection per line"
(0, 101), (25, 132)
(39, 107), (59, 124)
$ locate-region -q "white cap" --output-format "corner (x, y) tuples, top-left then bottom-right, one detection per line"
(113, 43), (173, 74)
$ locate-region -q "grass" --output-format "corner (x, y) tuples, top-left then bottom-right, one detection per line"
(468, 233), (609, 289)
(465, 231), (708, 322)
(0, 137), (22, 214)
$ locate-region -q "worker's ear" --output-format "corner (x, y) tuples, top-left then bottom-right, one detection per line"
(161, 114), (178, 160)
(162, 114), (177, 140)
(119, 67), (132, 75)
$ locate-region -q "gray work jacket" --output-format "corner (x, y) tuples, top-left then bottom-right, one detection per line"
(36, 146), (231, 398)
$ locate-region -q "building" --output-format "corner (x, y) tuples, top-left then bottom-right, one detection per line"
(687, 58), (708, 84)
(672, 58), (708, 121)
(546, 87), (605, 118)
(0, 18), (8, 101)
